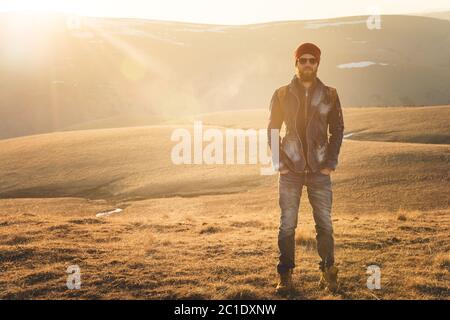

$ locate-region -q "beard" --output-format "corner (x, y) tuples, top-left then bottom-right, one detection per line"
(299, 68), (317, 81)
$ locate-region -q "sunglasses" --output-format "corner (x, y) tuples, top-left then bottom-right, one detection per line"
(297, 57), (317, 65)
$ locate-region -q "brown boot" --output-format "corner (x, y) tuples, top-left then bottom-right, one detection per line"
(276, 269), (293, 295)
(319, 265), (339, 292)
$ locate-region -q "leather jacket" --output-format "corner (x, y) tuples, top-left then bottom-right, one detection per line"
(267, 75), (345, 173)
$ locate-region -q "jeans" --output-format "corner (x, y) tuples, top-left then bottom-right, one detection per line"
(277, 169), (334, 274)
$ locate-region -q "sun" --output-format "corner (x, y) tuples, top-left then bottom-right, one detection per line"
(0, 1), (86, 71)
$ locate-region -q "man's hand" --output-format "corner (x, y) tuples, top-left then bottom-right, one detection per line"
(320, 167), (333, 175)
(280, 169), (290, 175)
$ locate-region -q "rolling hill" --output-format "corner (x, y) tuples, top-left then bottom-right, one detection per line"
(1, 12), (450, 139)
(0, 107), (448, 212)
(0, 107), (448, 299)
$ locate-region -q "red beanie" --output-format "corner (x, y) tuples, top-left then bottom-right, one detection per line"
(294, 42), (321, 63)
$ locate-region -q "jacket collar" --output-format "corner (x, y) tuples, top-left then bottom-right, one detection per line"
(288, 74), (325, 107)
(294, 75), (318, 94)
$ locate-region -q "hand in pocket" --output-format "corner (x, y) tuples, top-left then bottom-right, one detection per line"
(320, 168), (332, 175)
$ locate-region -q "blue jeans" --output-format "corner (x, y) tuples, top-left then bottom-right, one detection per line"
(277, 170), (335, 274)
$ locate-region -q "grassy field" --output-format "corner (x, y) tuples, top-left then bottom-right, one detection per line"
(55, 106), (450, 145)
(189, 105), (450, 144)
(0, 106), (449, 299)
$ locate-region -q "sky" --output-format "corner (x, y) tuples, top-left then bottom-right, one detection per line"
(0, 0), (449, 25)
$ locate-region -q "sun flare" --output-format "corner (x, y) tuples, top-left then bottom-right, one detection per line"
(0, 0), (82, 15)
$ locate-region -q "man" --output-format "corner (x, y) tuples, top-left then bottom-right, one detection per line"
(267, 42), (345, 294)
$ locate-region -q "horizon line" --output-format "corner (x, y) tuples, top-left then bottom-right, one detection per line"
(0, 8), (449, 27)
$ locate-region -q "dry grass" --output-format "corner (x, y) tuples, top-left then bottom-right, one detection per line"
(434, 254), (450, 272)
(0, 192), (448, 300)
(397, 208), (409, 221)
(295, 232), (317, 251)
(0, 108), (449, 299)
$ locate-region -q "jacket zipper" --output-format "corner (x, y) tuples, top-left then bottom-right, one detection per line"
(292, 89), (309, 173)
